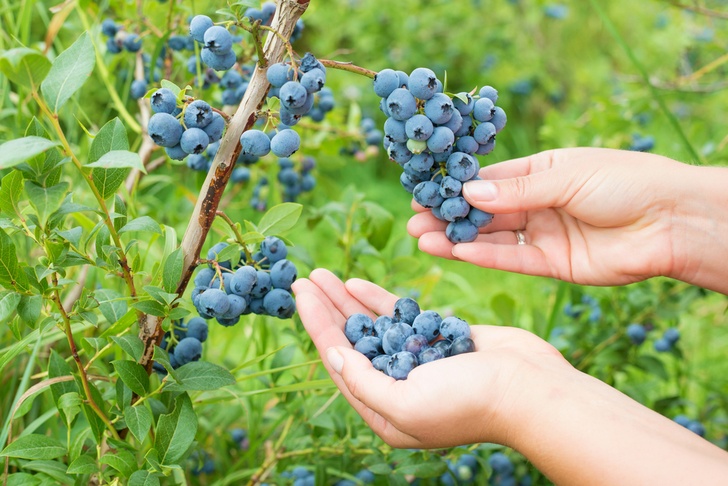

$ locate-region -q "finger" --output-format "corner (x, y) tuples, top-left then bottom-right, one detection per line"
(451, 240), (555, 278)
(292, 277), (345, 324)
(295, 291), (348, 352)
(408, 210), (527, 238)
(417, 231), (458, 260)
(344, 279), (400, 316)
(478, 150), (557, 180)
(308, 268), (378, 320)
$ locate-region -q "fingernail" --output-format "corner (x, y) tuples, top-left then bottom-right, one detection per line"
(326, 347), (344, 374)
(464, 181), (498, 201)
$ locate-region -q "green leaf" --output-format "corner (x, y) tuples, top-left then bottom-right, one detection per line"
(99, 449), (137, 478)
(118, 216), (162, 235)
(24, 181), (68, 228)
(124, 405), (153, 443)
(88, 118), (131, 200)
(86, 150), (145, 173)
(165, 361), (236, 392)
(0, 229), (30, 292)
(0, 171), (26, 219)
(111, 335), (144, 362)
(0, 290), (21, 322)
(152, 346), (179, 381)
(47, 350), (78, 410)
(0, 434), (66, 460)
(394, 459), (448, 477)
(113, 360), (149, 396)
(17, 294), (43, 326)
(20, 460), (74, 484)
(41, 32), (96, 113)
(491, 292), (516, 326)
(257, 202), (302, 235)
(154, 393), (197, 465)
(94, 288), (128, 325)
(361, 202), (394, 251)
(6, 472), (42, 486)
(57, 392), (82, 426)
(66, 454), (97, 475)
(0, 47), (51, 87)
(129, 470), (161, 486)
(143, 285), (178, 306)
(162, 248), (183, 293)
(131, 300), (166, 317)
(0, 137), (61, 170)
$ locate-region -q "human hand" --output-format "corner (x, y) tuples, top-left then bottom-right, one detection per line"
(291, 268), (573, 449)
(408, 148), (696, 287)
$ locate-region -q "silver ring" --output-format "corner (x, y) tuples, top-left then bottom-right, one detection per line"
(515, 230), (526, 245)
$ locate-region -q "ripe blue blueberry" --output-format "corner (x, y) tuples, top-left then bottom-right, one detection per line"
(300, 68), (326, 93)
(151, 88), (178, 114)
(199, 288), (230, 317)
(203, 26), (233, 54)
(270, 129), (301, 157)
(479, 85), (499, 104)
(384, 117), (407, 144)
(664, 328), (680, 345)
(412, 310), (442, 341)
(654, 338), (672, 352)
(240, 129), (271, 156)
(201, 49), (236, 71)
(488, 453), (514, 475)
(426, 126), (455, 153)
(626, 323), (647, 345)
(382, 322), (414, 355)
(174, 337), (203, 365)
(270, 259), (297, 291)
(491, 106), (507, 132)
(130, 79), (148, 99)
(260, 236), (288, 264)
(413, 181), (445, 209)
(387, 351), (418, 380)
(402, 334), (429, 355)
(184, 100), (213, 129)
(446, 152), (478, 182)
(203, 112), (225, 143)
(280, 81), (309, 110)
(250, 270), (272, 298)
(408, 67), (439, 100)
(186, 317), (209, 342)
(373, 68), (400, 98)
(424, 93), (454, 124)
(345, 313), (375, 344)
(372, 354), (391, 373)
(263, 288), (296, 318)
(439, 176), (463, 198)
(374, 315), (394, 337)
(440, 316), (471, 341)
(123, 33), (143, 52)
(453, 93), (475, 115)
(405, 114), (434, 141)
(472, 98), (495, 122)
(149, 113), (183, 148)
(180, 128), (210, 155)
(354, 336), (384, 360)
(440, 197), (471, 221)
(393, 297), (420, 324)
(266, 62), (295, 87)
(449, 336), (476, 355)
(190, 15), (214, 43)
(386, 88), (418, 121)
(418, 346), (445, 364)
(468, 208), (494, 228)
(446, 219), (479, 243)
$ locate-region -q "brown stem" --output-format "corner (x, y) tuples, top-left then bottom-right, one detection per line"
(137, 0), (311, 372)
(666, 1), (728, 19)
(51, 275), (120, 440)
(319, 59), (377, 79)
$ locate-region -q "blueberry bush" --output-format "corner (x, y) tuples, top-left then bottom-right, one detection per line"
(1, 1), (727, 484)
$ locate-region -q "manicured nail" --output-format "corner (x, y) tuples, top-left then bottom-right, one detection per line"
(326, 347), (344, 374)
(464, 181), (498, 201)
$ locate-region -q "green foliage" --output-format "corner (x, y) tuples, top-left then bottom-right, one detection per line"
(0, 0), (726, 484)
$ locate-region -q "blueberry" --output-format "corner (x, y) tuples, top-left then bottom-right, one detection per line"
(424, 93), (454, 125)
(300, 68), (326, 93)
(432, 339), (451, 357)
(439, 176), (463, 199)
(453, 93), (474, 115)
(123, 33), (143, 52)
(194, 267), (216, 287)
(384, 117), (407, 144)
(250, 270), (272, 298)
(230, 266), (257, 296)
(201, 48), (236, 71)
(373, 68), (400, 98)
(280, 81), (309, 110)
(165, 144), (188, 161)
(374, 315), (394, 337)
(654, 338), (672, 352)
(488, 453), (513, 475)
(686, 420), (706, 437)
(184, 100), (213, 129)
(203, 26), (233, 54)
(355, 336), (383, 360)
(260, 236), (288, 264)
(186, 317), (209, 342)
(418, 346), (445, 364)
(269, 259), (297, 291)
(223, 294), (248, 318)
(408, 67), (439, 100)
(270, 129), (301, 157)
(473, 122), (496, 145)
(664, 328), (680, 345)
(199, 288), (230, 317)
(382, 322), (414, 355)
(130, 79), (148, 100)
(266, 62), (295, 87)
(408, 152), (434, 172)
(371, 354), (391, 373)
(101, 19), (118, 37)
(400, 172), (418, 193)
(440, 316), (470, 341)
(203, 112), (225, 143)
(626, 323), (647, 345)
(240, 129), (271, 156)
(449, 336), (475, 355)
(345, 313), (375, 344)
(149, 113), (183, 147)
(180, 127), (210, 155)
(387, 351), (418, 380)
(413, 181), (445, 209)
(106, 37), (122, 54)
(491, 106), (508, 133)
(446, 152), (478, 182)
(468, 208), (494, 228)
(388, 142), (413, 165)
(402, 334), (429, 355)
(441, 197), (471, 221)
(386, 88), (417, 121)
(190, 15), (214, 43)
(151, 88), (178, 114)
(262, 288), (296, 318)
(395, 70), (409, 88)
(472, 98), (495, 122)
(168, 35), (191, 51)
(412, 310), (442, 341)
(673, 414), (691, 427)
(426, 126), (455, 153)
(479, 86), (499, 104)
(442, 109), (463, 135)
(405, 114), (435, 141)
(393, 297), (420, 324)
(174, 337), (203, 365)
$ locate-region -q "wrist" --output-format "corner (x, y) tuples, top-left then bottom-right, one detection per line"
(667, 164), (728, 294)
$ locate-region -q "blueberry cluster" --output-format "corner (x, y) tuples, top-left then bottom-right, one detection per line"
(189, 15), (237, 71)
(563, 294), (602, 322)
(653, 327), (680, 352)
(188, 450), (215, 476)
(438, 453), (479, 485)
(243, 2), (305, 42)
(373, 67), (507, 243)
(148, 89), (226, 161)
(673, 414), (706, 437)
(276, 467), (314, 486)
(266, 52), (328, 127)
(191, 236), (297, 325)
(101, 19), (143, 54)
(345, 297), (475, 380)
(278, 156), (316, 203)
(220, 67), (251, 106)
(152, 317), (209, 373)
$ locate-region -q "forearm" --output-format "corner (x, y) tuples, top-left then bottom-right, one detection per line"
(510, 369), (728, 485)
(669, 164), (728, 295)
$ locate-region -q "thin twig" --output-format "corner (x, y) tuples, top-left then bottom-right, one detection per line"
(319, 59), (377, 79)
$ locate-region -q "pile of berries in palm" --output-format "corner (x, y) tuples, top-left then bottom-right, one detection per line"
(345, 297), (475, 380)
(148, 89), (226, 161)
(191, 236), (297, 325)
(152, 317), (209, 374)
(373, 67), (507, 243)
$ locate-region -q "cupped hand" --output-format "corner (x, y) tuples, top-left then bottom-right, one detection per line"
(291, 268), (573, 449)
(408, 148), (691, 286)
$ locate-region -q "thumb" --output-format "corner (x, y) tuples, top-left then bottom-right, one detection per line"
(326, 347), (394, 411)
(462, 170), (568, 213)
